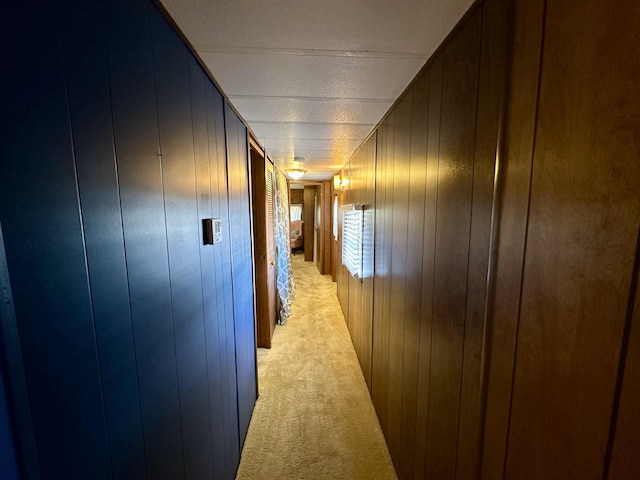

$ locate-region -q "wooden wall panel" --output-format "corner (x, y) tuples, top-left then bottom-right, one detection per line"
(371, 120), (389, 425)
(456, 0), (508, 477)
(426, 11), (481, 478)
(480, 0), (543, 476)
(345, 159), (359, 363)
(414, 57), (442, 479)
(340, 2), (507, 479)
(225, 104), (258, 448)
(344, 135), (376, 389)
(0, 3), (112, 477)
(1, 214), (34, 480)
(189, 58), (228, 479)
(207, 84), (242, 477)
(361, 139), (376, 388)
(609, 276), (640, 479)
(381, 111), (395, 438)
(336, 186), (349, 319)
(316, 180), (332, 275)
(63, 1), (147, 477)
(504, 0), (640, 477)
(108, 1), (185, 477)
(317, 183), (324, 272)
(303, 186), (316, 261)
(152, 10), (217, 478)
(0, 0), (257, 477)
(386, 91), (412, 470)
(399, 71), (429, 480)
(372, 112), (395, 437)
(346, 160), (357, 355)
(0, 354), (18, 479)
(290, 189), (304, 205)
(340, 0), (640, 478)
(321, 181), (333, 275)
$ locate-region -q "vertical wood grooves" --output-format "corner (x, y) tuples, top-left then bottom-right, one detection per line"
(0, 226), (41, 480)
(368, 132), (378, 387)
(1, 0), (256, 476)
(603, 226), (640, 479)
(338, 1), (509, 478)
(453, 5), (483, 475)
(188, 59), (216, 477)
(151, 35), (188, 479)
(504, 0), (638, 476)
(104, 8), (150, 473)
(418, 58), (443, 479)
(3, 0), (639, 478)
(62, 66), (115, 477)
(474, 0), (512, 467)
(500, 2), (547, 473)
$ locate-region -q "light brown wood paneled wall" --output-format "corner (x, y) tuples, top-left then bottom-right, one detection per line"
(483, 0), (640, 478)
(337, 0), (640, 478)
(290, 189), (304, 204)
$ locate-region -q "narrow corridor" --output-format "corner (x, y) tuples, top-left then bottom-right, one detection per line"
(236, 255), (397, 479)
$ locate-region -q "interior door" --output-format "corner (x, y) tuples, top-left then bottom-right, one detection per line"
(265, 161), (277, 334)
(250, 147), (277, 348)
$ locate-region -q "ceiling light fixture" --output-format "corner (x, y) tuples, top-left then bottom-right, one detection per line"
(287, 169), (306, 180)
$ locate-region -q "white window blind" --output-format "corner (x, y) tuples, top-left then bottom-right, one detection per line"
(332, 196), (338, 240)
(342, 204), (364, 280)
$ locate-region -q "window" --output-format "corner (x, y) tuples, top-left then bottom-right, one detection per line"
(290, 204), (302, 221)
(333, 196), (338, 240)
(342, 204), (364, 280)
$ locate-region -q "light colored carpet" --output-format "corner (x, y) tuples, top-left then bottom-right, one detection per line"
(236, 255), (397, 480)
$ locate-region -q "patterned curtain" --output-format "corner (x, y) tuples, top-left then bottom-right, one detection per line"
(274, 168), (295, 324)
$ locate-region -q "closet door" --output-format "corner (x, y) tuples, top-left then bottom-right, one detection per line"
(251, 148), (277, 348)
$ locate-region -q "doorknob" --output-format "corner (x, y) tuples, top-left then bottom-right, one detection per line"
(269, 260), (275, 266)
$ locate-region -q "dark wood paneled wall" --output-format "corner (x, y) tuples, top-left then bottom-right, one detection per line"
(0, 0), (256, 477)
(303, 186), (316, 261)
(340, 4), (505, 478)
(342, 136), (376, 389)
(338, 0), (640, 478)
(316, 181), (333, 275)
(610, 279), (640, 478)
(336, 183), (350, 317)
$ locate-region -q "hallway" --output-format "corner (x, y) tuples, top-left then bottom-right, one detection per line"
(236, 255), (397, 479)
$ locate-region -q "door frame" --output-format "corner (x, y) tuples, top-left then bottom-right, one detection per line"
(249, 140), (277, 349)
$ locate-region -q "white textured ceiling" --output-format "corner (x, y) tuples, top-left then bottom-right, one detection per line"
(160, 0), (474, 180)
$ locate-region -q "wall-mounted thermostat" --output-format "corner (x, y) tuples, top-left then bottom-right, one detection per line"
(203, 218), (223, 245)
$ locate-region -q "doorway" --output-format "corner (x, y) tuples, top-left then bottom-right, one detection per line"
(293, 182), (332, 275)
(250, 145), (277, 348)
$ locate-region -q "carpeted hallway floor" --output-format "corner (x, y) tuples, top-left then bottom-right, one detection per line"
(236, 255), (397, 480)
